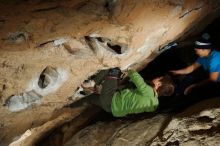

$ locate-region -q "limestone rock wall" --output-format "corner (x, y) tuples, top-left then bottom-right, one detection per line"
(0, 0), (220, 145)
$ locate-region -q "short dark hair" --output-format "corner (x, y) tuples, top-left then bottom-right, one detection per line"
(156, 75), (174, 97)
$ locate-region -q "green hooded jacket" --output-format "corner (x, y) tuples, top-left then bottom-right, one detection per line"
(111, 70), (159, 117)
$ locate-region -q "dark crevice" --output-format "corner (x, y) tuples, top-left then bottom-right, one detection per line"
(107, 42), (122, 54)
(84, 36), (124, 55)
(38, 74), (47, 89)
(84, 36), (90, 41)
(2, 84), (6, 90)
(32, 6), (59, 12)
(36, 40), (54, 48)
(179, 6), (203, 19)
(104, 0), (117, 14)
(38, 66), (58, 89)
(104, 1), (110, 12)
(3, 95), (14, 106)
(197, 116), (214, 123)
(165, 140), (180, 146)
(189, 124), (220, 136)
(84, 36), (96, 53)
(96, 37), (104, 43)
(104, 0), (112, 13)
(95, 36), (124, 55)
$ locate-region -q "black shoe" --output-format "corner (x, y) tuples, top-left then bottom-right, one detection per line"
(108, 67), (122, 79)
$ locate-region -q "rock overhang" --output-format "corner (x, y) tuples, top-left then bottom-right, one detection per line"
(1, 0), (220, 145)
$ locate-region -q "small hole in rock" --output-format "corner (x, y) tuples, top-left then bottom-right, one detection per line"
(165, 140), (179, 146)
(39, 74), (46, 89)
(2, 84), (6, 90)
(79, 91), (86, 95)
(107, 42), (122, 54)
(104, 2), (109, 9)
(96, 37), (104, 42)
(84, 36), (90, 41)
(38, 66), (58, 89)
(197, 116), (214, 123)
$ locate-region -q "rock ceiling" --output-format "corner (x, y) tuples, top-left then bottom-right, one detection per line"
(0, 0), (220, 145)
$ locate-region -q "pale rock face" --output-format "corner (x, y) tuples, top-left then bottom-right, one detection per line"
(0, 0), (220, 145)
(5, 66), (68, 112)
(9, 130), (32, 146)
(150, 100), (220, 146)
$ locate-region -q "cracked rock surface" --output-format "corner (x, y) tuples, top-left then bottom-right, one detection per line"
(150, 98), (220, 146)
(64, 98), (220, 146)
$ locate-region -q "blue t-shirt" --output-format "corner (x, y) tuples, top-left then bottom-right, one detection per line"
(196, 50), (220, 82)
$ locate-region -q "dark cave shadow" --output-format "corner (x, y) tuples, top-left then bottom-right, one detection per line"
(139, 15), (220, 114)
(140, 48), (220, 115)
(92, 35), (220, 123)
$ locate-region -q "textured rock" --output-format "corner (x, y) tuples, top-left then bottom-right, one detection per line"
(150, 98), (220, 146)
(62, 98), (220, 146)
(0, 0), (220, 145)
(64, 115), (167, 146)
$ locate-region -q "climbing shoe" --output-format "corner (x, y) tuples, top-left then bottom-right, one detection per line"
(108, 67), (122, 79)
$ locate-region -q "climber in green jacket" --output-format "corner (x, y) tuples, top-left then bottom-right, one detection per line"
(68, 68), (174, 117)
